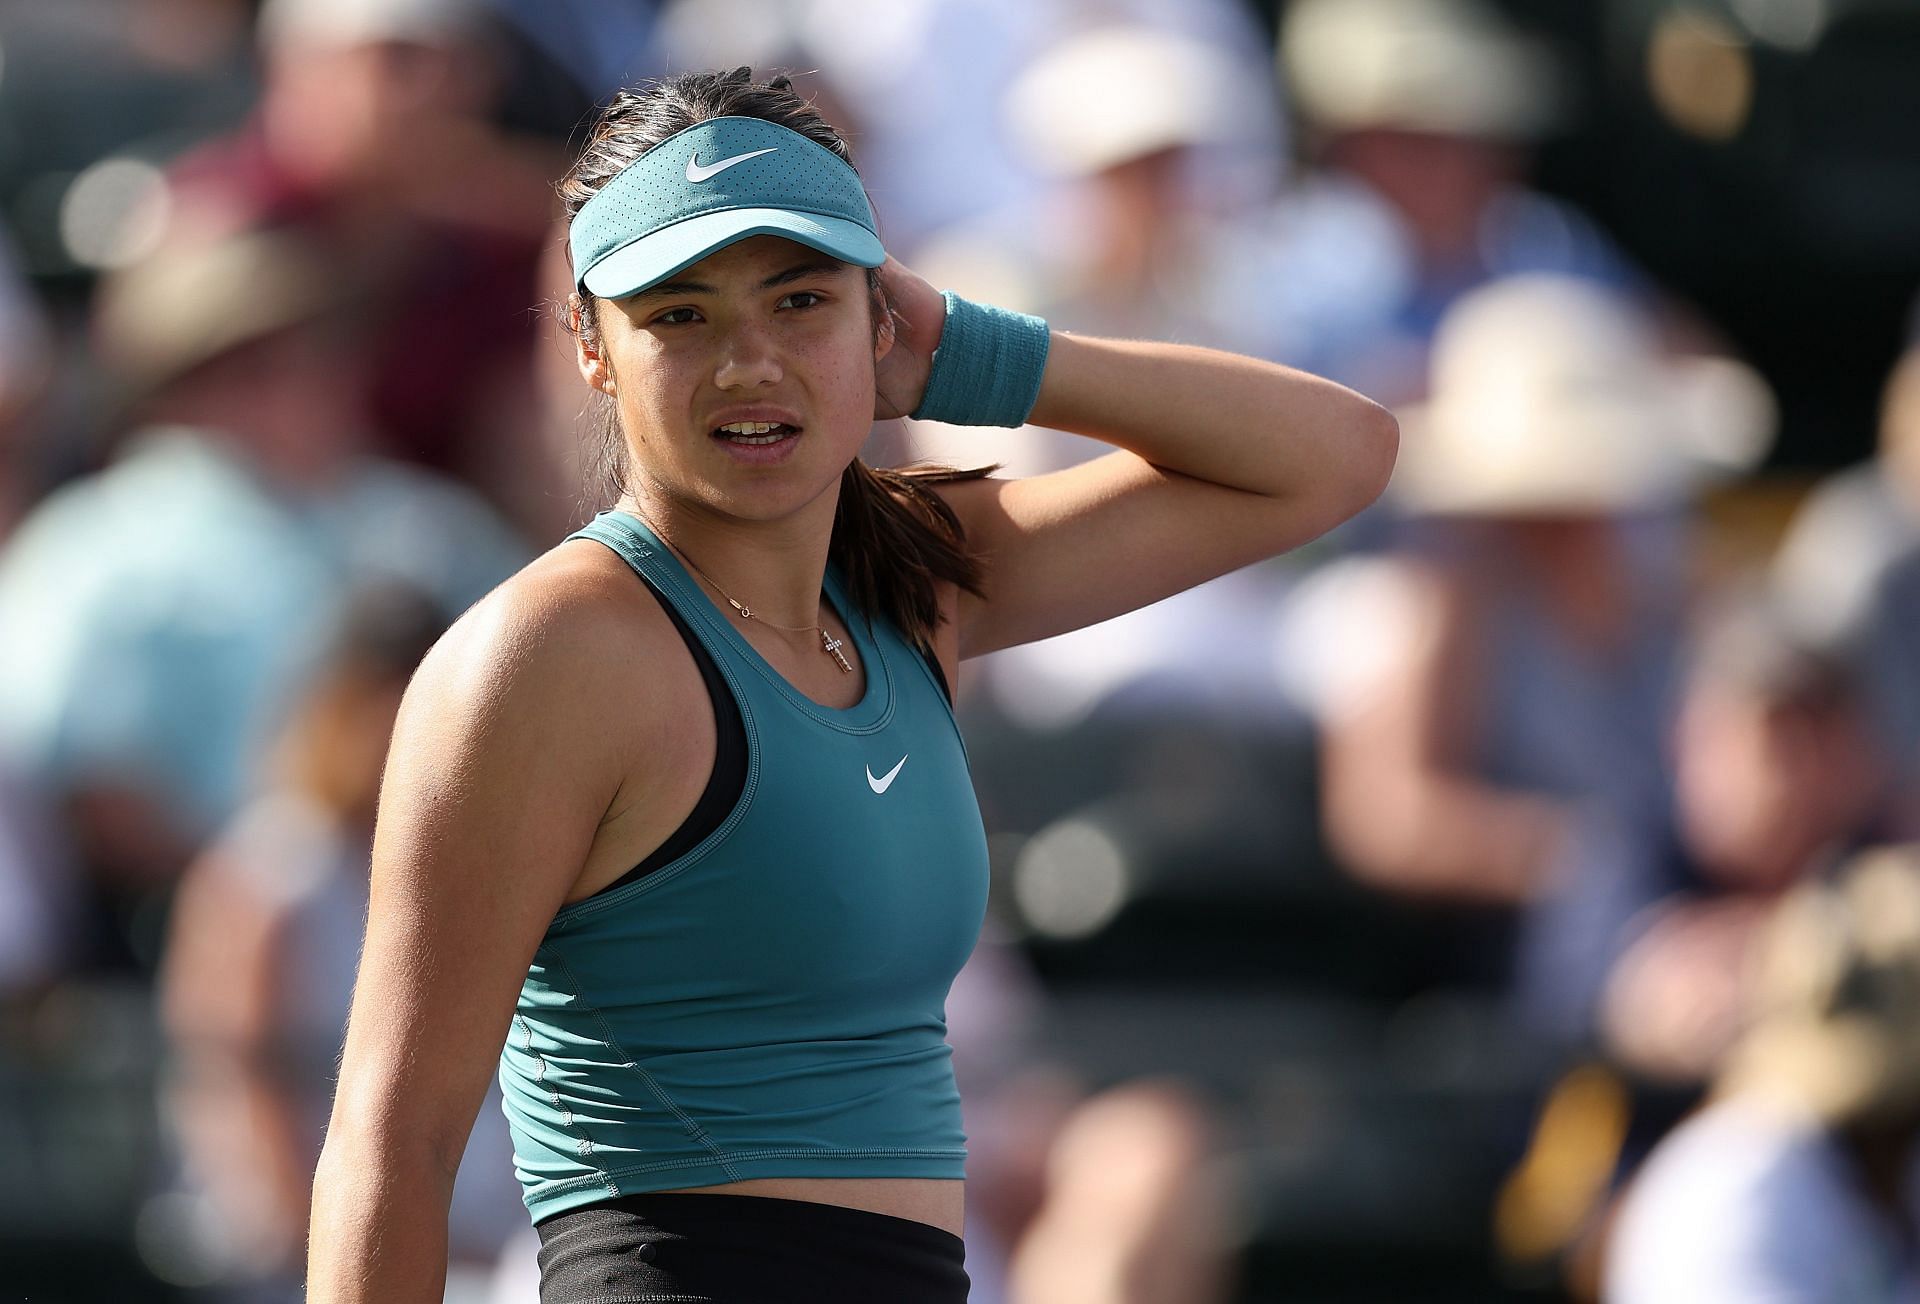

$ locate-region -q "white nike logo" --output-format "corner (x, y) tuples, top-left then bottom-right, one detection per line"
(866, 755), (908, 794)
(685, 147), (778, 182)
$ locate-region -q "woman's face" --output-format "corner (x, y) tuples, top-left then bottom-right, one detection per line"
(581, 234), (890, 526)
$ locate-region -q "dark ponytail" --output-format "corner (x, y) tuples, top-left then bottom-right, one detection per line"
(559, 67), (990, 652)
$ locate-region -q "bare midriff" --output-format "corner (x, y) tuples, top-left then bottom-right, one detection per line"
(651, 1177), (965, 1237)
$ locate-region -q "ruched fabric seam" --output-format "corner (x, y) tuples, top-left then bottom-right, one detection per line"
(548, 947), (743, 1184)
(515, 1010), (603, 1186)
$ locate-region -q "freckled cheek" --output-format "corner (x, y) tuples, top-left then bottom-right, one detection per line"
(789, 332), (878, 424)
(612, 349), (703, 445)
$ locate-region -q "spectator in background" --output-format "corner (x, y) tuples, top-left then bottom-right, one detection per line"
(1003, 1079), (1232, 1304)
(166, 0), (566, 535)
(0, 225), (526, 971)
(159, 583), (524, 1303)
(1774, 340), (1920, 829)
(1302, 274), (1773, 1047)
(1601, 595), (1893, 1087)
(912, 24), (1261, 478)
(1606, 845), (1920, 1302)
(950, 930), (1232, 1304)
(1227, 0), (1641, 406)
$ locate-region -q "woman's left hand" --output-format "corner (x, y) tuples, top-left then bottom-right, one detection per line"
(872, 257), (946, 421)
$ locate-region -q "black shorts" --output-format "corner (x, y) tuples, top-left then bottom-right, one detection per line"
(533, 1192), (971, 1303)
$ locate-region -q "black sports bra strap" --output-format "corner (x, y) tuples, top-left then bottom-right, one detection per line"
(595, 572), (748, 898)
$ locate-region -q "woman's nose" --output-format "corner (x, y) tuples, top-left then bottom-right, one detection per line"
(712, 321), (784, 390)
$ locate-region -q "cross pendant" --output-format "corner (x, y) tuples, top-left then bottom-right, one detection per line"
(819, 629), (853, 674)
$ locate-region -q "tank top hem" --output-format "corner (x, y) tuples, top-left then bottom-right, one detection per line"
(522, 1149), (970, 1221)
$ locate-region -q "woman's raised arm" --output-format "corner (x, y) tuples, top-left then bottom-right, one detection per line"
(910, 300), (1398, 658)
(305, 576), (639, 1303)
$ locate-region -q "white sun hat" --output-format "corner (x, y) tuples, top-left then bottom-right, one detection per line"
(1281, 0), (1559, 141)
(1004, 28), (1241, 177)
(1391, 274), (1775, 516)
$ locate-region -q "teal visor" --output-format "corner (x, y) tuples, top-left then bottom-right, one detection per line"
(568, 116), (886, 300)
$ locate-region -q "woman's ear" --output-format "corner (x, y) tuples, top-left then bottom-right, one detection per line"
(577, 340), (615, 395)
(571, 295), (616, 395)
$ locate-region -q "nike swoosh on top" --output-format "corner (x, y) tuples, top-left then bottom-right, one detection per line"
(685, 147), (779, 182)
(867, 755), (908, 794)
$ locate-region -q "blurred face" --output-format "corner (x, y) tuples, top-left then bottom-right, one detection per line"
(299, 673), (408, 829)
(265, 39), (483, 189)
(1330, 128), (1523, 257)
(159, 328), (367, 483)
(1496, 515), (1613, 557)
(1088, 148), (1187, 277)
(1477, 516), (1625, 591)
(581, 235), (890, 525)
(1676, 686), (1877, 890)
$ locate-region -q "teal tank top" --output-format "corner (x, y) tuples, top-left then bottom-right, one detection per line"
(500, 509), (991, 1221)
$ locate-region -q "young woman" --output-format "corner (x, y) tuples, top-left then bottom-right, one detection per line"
(306, 68), (1395, 1303)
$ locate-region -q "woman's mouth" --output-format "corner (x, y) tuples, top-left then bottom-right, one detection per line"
(714, 420), (798, 445)
(711, 420), (802, 464)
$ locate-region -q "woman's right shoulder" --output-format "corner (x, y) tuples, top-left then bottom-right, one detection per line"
(396, 535), (681, 761)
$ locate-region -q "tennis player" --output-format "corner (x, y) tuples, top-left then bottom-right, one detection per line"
(306, 67), (1396, 1303)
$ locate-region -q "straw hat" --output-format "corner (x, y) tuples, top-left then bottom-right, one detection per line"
(1722, 845), (1920, 1126)
(93, 227), (343, 397)
(1390, 274), (1775, 515)
(1005, 28), (1240, 176)
(1280, 0), (1558, 141)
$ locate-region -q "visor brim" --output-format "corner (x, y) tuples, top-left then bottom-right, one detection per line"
(580, 208), (885, 299)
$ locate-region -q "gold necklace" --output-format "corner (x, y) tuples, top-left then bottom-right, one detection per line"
(659, 535), (854, 675)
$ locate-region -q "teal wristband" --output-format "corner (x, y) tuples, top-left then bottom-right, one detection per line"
(909, 291), (1052, 427)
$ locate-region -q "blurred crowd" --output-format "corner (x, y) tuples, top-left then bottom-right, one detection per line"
(2, 0), (1919, 1301)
